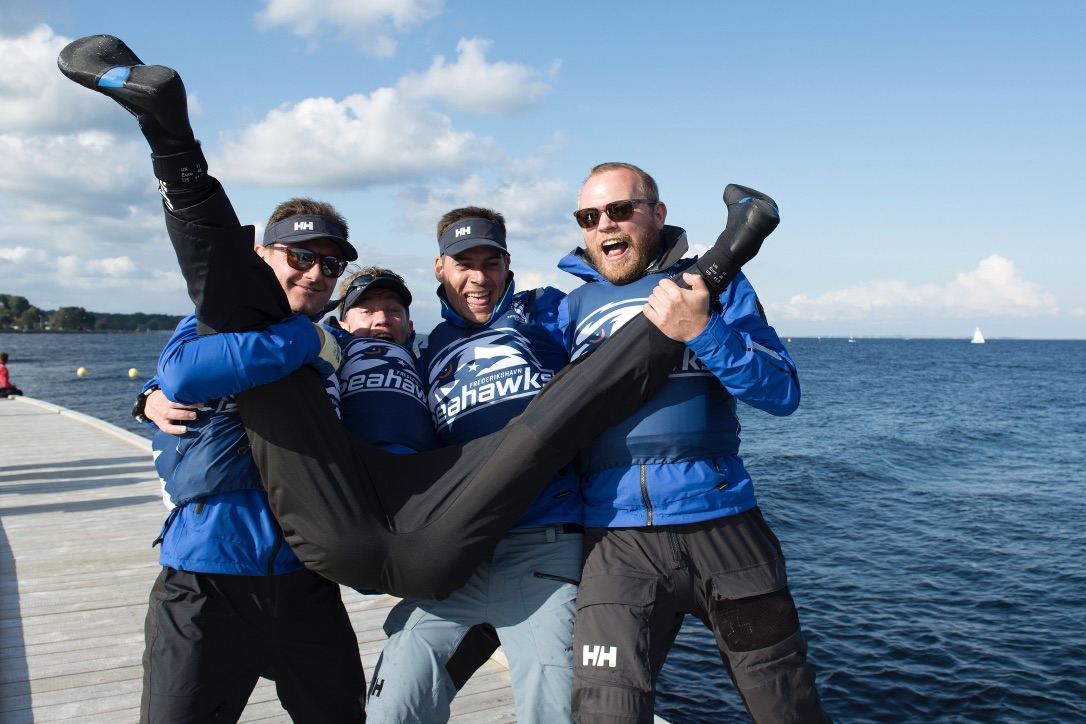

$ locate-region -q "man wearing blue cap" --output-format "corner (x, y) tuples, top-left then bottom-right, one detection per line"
(366, 207), (580, 723)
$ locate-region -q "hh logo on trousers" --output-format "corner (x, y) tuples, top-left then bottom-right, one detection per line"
(582, 644), (617, 667)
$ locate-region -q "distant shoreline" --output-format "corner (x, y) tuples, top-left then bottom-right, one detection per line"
(0, 328), (174, 334)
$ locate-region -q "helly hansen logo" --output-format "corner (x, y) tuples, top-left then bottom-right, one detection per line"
(455, 226), (471, 237)
(294, 220), (314, 231)
(582, 644), (617, 667)
(369, 677), (384, 697)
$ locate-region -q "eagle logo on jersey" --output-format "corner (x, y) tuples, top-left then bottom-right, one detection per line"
(339, 339), (426, 405)
(427, 326), (556, 432)
(571, 297), (711, 376)
(569, 299), (646, 361)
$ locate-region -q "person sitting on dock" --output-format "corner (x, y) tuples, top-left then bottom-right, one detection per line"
(0, 352), (23, 397)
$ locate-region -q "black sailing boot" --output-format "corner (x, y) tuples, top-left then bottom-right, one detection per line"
(682, 184), (780, 296)
(57, 34), (207, 187)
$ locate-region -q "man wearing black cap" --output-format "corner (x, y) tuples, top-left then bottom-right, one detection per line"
(366, 207), (581, 723)
(130, 192), (367, 724)
(330, 266), (439, 454)
(337, 266), (414, 343)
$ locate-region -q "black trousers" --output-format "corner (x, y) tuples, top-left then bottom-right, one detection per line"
(164, 183), (684, 599)
(140, 567), (365, 723)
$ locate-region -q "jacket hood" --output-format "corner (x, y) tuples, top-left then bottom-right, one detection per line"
(557, 225), (689, 284)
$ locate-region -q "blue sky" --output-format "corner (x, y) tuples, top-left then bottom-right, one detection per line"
(2, 0), (1083, 339)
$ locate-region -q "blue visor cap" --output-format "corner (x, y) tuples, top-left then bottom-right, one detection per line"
(438, 217), (507, 257)
(342, 273), (412, 313)
(262, 215), (358, 261)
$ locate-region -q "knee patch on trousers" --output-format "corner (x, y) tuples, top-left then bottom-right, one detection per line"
(711, 588), (800, 653)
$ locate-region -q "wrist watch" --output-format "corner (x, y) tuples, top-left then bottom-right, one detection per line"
(132, 385), (161, 424)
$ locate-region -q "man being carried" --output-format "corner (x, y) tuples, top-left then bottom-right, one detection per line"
(57, 35), (775, 601)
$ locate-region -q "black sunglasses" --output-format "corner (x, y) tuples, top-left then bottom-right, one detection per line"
(267, 244), (347, 278)
(347, 272), (406, 290)
(573, 198), (656, 229)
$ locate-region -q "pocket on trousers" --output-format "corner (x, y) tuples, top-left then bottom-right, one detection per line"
(573, 572), (656, 691)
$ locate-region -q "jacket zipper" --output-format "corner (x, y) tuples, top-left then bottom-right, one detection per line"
(712, 457), (729, 489)
(639, 464), (653, 526)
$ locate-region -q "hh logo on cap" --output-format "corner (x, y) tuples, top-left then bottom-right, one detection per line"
(455, 226), (471, 238)
(294, 221), (314, 231)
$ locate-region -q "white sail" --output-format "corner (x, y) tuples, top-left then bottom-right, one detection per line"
(971, 326), (985, 344)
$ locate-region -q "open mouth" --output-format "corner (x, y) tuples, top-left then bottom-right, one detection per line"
(601, 238), (630, 260)
(372, 332), (393, 341)
(464, 291), (491, 310)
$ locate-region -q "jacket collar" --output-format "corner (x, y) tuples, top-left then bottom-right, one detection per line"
(436, 272), (517, 329)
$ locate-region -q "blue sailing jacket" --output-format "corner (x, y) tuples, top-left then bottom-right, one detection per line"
(557, 226), (800, 527)
(420, 279), (582, 528)
(150, 314), (437, 576)
(149, 314), (321, 575)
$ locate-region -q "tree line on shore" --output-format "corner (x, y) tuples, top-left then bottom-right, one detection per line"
(0, 293), (184, 332)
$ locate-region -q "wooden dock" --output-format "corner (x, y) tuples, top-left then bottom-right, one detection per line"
(0, 396), (515, 722)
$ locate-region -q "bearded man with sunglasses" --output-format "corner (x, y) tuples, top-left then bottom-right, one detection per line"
(559, 162), (830, 723)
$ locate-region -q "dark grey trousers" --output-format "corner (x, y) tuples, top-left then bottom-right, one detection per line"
(572, 509), (830, 723)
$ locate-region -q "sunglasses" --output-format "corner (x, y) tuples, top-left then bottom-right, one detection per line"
(267, 244), (347, 278)
(348, 272), (406, 289)
(573, 199), (656, 229)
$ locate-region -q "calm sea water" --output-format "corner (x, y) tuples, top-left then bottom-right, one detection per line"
(3, 332), (1084, 722)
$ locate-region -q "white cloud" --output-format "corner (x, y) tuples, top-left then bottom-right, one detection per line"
(215, 89), (503, 187)
(398, 37), (556, 115)
(771, 255), (1060, 321)
(397, 172), (573, 251)
(256, 0), (443, 55)
(51, 254), (187, 300)
(0, 132), (152, 214)
(0, 246), (43, 263)
(0, 25), (138, 135)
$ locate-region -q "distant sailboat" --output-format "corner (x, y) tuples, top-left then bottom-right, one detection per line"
(971, 326), (986, 344)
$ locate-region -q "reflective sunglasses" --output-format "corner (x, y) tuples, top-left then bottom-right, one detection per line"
(267, 244), (347, 278)
(347, 271), (407, 290)
(573, 198), (656, 229)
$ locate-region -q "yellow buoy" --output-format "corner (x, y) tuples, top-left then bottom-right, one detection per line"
(128, 368), (139, 379)
(76, 367), (87, 377)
